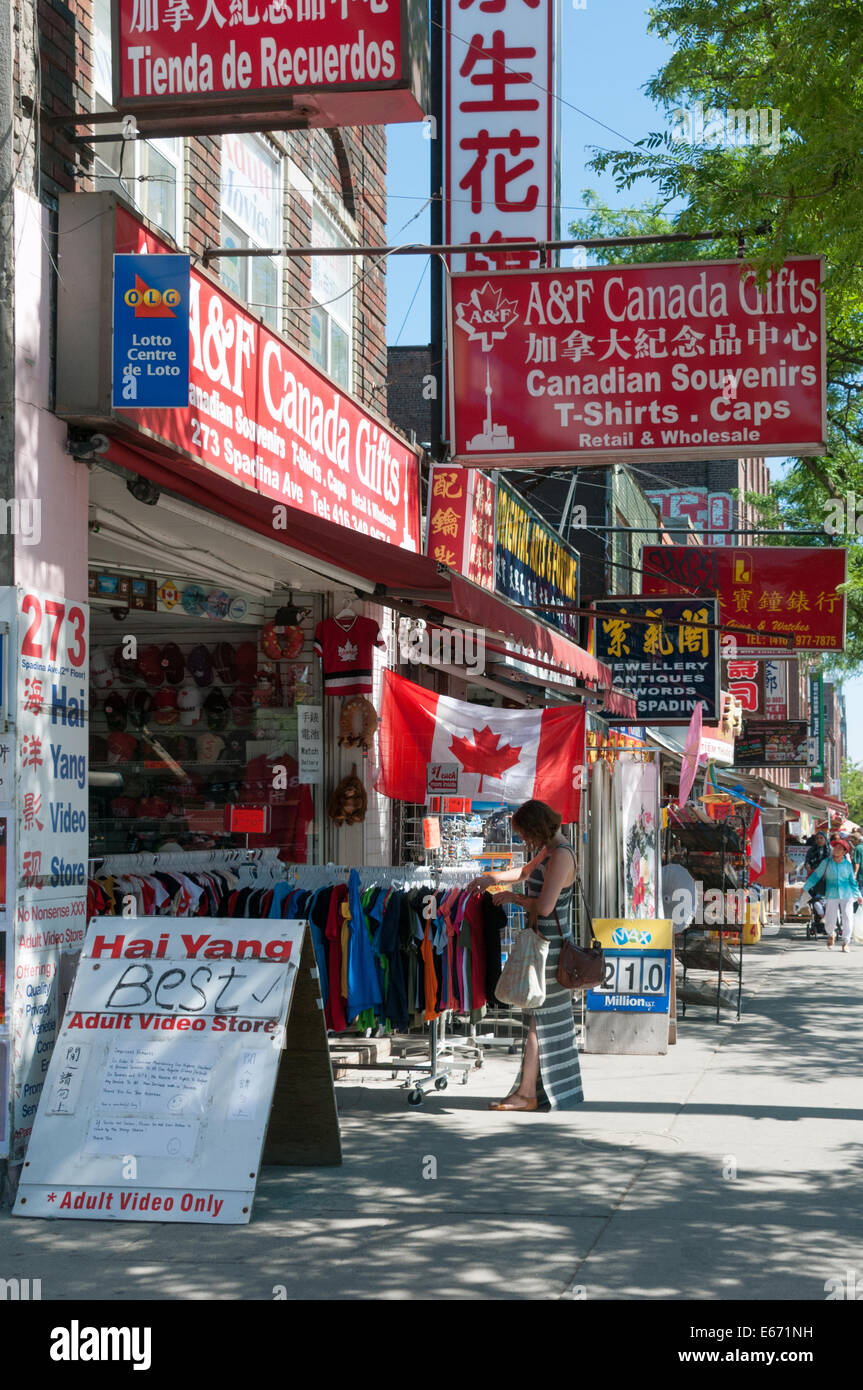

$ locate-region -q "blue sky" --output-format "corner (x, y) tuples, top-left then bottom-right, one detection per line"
(383, 0), (863, 766)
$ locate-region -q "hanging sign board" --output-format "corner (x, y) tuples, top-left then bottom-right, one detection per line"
(447, 257), (826, 465)
(112, 0), (429, 132)
(13, 918), (340, 1224)
(642, 545), (846, 656)
(444, 0), (556, 271)
(57, 198), (422, 552)
(733, 719), (809, 768)
(592, 597), (719, 724)
(112, 254), (191, 409)
(495, 479), (580, 641)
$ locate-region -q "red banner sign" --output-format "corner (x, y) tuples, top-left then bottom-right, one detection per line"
(113, 0), (426, 128)
(425, 466), (495, 588)
(448, 258), (826, 464)
(444, 0), (555, 271)
(642, 545), (846, 656)
(116, 208), (421, 550)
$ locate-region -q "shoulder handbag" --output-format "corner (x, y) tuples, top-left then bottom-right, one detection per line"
(495, 919), (549, 1009)
(555, 870), (605, 992)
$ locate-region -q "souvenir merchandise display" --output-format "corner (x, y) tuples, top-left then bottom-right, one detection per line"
(85, 862), (507, 1030)
(327, 770), (368, 826)
(89, 594), (321, 860)
(314, 611), (385, 695)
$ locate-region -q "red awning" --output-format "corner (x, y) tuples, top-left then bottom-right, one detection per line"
(103, 437), (613, 691)
(440, 574), (612, 688)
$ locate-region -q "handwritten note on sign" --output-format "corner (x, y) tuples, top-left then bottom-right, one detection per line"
(13, 920), (308, 1225)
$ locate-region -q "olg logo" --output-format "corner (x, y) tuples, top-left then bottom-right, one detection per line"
(823, 492), (863, 535)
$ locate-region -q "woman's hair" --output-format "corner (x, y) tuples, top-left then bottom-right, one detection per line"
(511, 799), (563, 848)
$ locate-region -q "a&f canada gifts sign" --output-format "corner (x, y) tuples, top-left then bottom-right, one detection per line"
(14, 919), (341, 1224)
(447, 258), (826, 465)
(642, 545), (847, 656)
(593, 597), (719, 724)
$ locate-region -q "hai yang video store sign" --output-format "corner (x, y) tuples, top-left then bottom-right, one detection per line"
(447, 258), (826, 465)
(111, 0), (429, 131)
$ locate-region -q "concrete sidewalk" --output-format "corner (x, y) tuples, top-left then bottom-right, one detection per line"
(2, 928), (861, 1301)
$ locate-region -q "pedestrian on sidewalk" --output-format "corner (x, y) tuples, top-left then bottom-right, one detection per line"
(804, 837), (861, 952)
(466, 799), (584, 1113)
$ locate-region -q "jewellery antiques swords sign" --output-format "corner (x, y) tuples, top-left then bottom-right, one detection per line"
(592, 597), (720, 725)
(447, 258), (826, 465)
(111, 0), (428, 130)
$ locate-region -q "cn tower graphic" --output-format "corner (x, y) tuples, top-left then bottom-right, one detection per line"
(400, 475), (417, 551)
(467, 359), (514, 452)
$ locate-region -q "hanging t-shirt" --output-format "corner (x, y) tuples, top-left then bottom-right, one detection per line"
(240, 752), (314, 862)
(313, 615), (384, 696)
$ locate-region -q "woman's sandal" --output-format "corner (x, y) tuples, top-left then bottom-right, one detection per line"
(489, 1096), (538, 1111)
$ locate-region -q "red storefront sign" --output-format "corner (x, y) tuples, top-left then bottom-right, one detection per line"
(444, 0), (555, 271)
(447, 258), (826, 464)
(113, 0), (428, 130)
(642, 545), (846, 657)
(426, 465), (495, 588)
(114, 207), (421, 549)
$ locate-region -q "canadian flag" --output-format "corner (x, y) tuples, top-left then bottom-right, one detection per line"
(748, 806), (766, 882)
(375, 670), (586, 818)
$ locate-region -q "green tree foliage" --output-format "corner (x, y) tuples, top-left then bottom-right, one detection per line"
(840, 759), (863, 825)
(568, 0), (863, 669)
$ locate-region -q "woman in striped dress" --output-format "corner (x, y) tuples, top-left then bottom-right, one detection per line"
(467, 800), (585, 1113)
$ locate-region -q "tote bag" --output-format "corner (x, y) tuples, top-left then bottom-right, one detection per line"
(495, 925), (549, 1009)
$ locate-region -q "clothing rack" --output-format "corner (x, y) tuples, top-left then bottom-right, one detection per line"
(89, 846), (284, 876)
(284, 862), (485, 1105)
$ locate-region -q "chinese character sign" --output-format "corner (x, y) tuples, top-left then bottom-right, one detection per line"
(592, 597), (719, 724)
(445, 0), (555, 271)
(448, 258), (826, 463)
(425, 466), (496, 588)
(495, 479), (579, 640)
(113, 0), (426, 128)
(642, 545), (846, 656)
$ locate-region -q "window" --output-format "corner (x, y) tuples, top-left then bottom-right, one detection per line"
(310, 204), (353, 390)
(92, 0), (183, 242)
(220, 133), (282, 331)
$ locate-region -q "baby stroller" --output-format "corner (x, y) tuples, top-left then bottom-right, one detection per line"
(805, 890), (828, 939)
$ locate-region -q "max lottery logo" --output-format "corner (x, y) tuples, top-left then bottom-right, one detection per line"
(612, 927), (653, 946)
(123, 274), (181, 317)
(453, 281), (519, 351)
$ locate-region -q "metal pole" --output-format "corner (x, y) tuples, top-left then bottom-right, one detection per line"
(200, 226), (771, 264)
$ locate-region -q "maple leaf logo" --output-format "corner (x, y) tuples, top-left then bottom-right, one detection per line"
(453, 281), (520, 352)
(450, 725), (521, 792)
(338, 640), (358, 663)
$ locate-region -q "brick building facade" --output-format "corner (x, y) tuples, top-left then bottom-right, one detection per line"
(15, 0), (390, 410)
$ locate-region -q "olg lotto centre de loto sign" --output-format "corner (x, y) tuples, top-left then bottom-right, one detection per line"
(112, 0), (428, 129)
(447, 258), (826, 465)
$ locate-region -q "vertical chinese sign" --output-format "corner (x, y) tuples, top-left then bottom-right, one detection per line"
(426, 465), (496, 588)
(12, 591), (89, 1160)
(445, 0), (557, 271)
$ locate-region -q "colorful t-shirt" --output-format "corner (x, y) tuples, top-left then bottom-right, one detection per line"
(313, 615), (384, 696)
